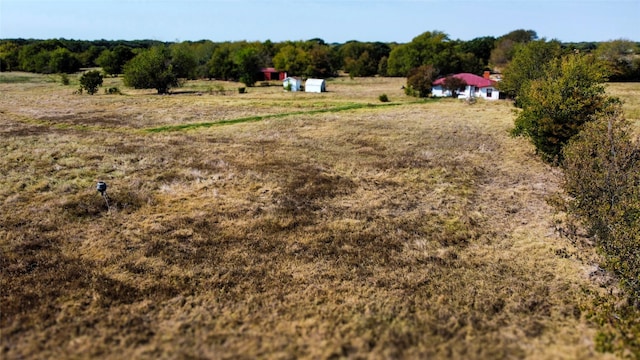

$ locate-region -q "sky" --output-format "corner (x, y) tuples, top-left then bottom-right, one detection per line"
(1, 0), (638, 44)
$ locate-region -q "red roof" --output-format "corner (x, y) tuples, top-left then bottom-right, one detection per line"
(433, 73), (496, 88)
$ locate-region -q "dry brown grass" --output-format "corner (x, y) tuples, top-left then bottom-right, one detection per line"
(1, 73), (637, 359)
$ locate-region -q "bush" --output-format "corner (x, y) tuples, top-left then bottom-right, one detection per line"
(512, 54), (610, 163)
(105, 87), (121, 95)
(378, 93), (389, 102)
(562, 105), (640, 355)
(60, 73), (70, 85)
(562, 106), (640, 300)
(238, 87), (246, 94)
(79, 70), (103, 95)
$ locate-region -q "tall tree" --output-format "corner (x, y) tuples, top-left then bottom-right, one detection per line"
(385, 31), (480, 77)
(499, 39), (563, 103)
(461, 36), (496, 67)
(233, 46), (262, 86)
(206, 43), (236, 80)
(273, 43), (309, 76)
(305, 44), (336, 78)
(123, 45), (179, 94)
(490, 29), (538, 69)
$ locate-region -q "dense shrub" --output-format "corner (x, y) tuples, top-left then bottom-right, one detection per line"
(79, 70), (103, 95)
(105, 87), (121, 95)
(406, 64), (436, 98)
(562, 106), (640, 300)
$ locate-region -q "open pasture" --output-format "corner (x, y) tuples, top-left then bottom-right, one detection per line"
(2, 74), (637, 359)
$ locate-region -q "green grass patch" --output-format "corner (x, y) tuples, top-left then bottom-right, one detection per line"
(145, 102), (404, 132)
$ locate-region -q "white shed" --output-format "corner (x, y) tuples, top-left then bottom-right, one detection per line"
(305, 78), (326, 93)
(283, 77), (302, 92)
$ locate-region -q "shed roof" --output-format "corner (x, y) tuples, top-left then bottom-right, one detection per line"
(433, 73), (496, 88)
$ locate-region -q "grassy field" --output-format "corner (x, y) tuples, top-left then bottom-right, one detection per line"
(1, 73), (638, 359)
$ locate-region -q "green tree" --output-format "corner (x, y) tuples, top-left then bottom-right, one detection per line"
(387, 31), (451, 76)
(123, 45), (179, 94)
(206, 43), (237, 80)
(377, 56), (388, 76)
(189, 40), (217, 78)
(387, 44), (418, 76)
(499, 39), (563, 103)
(595, 39), (640, 81)
(512, 53), (610, 163)
(305, 44), (336, 78)
(489, 29), (538, 69)
(96, 45), (134, 76)
(79, 70), (103, 95)
(339, 41), (388, 77)
(48, 47), (81, 74)
(18, 43), (48, 72)
(406, 64), (436, 98)
(461, 36), (496, 67)
(273, 43), (309, 76)
(0, 41), (20, 71)
(233, 46), (261, 87)
(79, 45), (106, 68)
(170, 42), (198, 79)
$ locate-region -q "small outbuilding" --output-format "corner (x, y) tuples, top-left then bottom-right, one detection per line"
(260, 67), (287, 81)
(305, 78), (326, 93)
(283, 77), (302, 92)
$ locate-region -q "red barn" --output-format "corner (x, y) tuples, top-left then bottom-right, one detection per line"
(260, 68), (287, 81)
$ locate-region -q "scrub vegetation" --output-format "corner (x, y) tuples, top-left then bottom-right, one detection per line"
(1, 73), (639, 359)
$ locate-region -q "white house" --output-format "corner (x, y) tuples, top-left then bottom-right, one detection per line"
(305, 78), (326, 93)
(283, 77), (302, 92)
(432, 73), (500, 100)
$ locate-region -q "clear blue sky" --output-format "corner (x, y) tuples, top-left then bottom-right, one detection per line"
(1, 0), (638, 43)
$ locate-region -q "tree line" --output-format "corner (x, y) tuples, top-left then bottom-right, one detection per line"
(2, 30), (638, 88)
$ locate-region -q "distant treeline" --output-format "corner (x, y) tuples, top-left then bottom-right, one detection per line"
(1, 29), (639, 81)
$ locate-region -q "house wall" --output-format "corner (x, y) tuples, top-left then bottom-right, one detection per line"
(479, 87), (499, 100)
(432, 85), (500, 100)
(432, 85), (445, 97)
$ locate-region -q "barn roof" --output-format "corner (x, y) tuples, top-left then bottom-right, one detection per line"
(433, 73), (496, 88)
